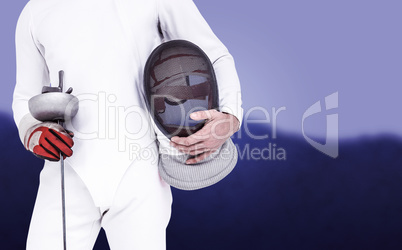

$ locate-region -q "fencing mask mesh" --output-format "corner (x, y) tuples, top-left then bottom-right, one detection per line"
(144, 40), (237, 190)
(144, 39), (219, 138)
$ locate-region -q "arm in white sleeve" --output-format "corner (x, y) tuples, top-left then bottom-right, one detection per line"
(13, 2), (50, 143)
(157, 0), (243, 128)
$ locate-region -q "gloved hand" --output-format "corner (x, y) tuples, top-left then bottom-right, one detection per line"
(24, 122), (74, 161)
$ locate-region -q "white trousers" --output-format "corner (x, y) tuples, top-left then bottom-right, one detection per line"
(26, 153), (172, 249)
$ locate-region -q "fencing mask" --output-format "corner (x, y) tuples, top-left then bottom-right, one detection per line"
(144, 40), (238, 190)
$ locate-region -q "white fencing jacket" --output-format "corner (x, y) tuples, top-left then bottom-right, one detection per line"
(13, 0), (243, 206)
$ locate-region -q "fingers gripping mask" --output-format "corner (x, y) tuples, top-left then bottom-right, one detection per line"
(144, 40), (237, 190)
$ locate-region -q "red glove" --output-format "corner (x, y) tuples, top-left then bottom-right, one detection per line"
(24, 122), (74, 161)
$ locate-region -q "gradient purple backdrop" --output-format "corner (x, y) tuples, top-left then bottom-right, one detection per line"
(1, 0), (401, 139)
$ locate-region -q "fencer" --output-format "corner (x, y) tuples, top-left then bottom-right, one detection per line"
(13, 0), (243, 249)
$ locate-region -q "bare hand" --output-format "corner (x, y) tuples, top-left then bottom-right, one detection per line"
(170, 109), (240, 164)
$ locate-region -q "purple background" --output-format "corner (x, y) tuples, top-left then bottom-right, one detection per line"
(2, 0), (401, 138)
(1, 0), (402, 249)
